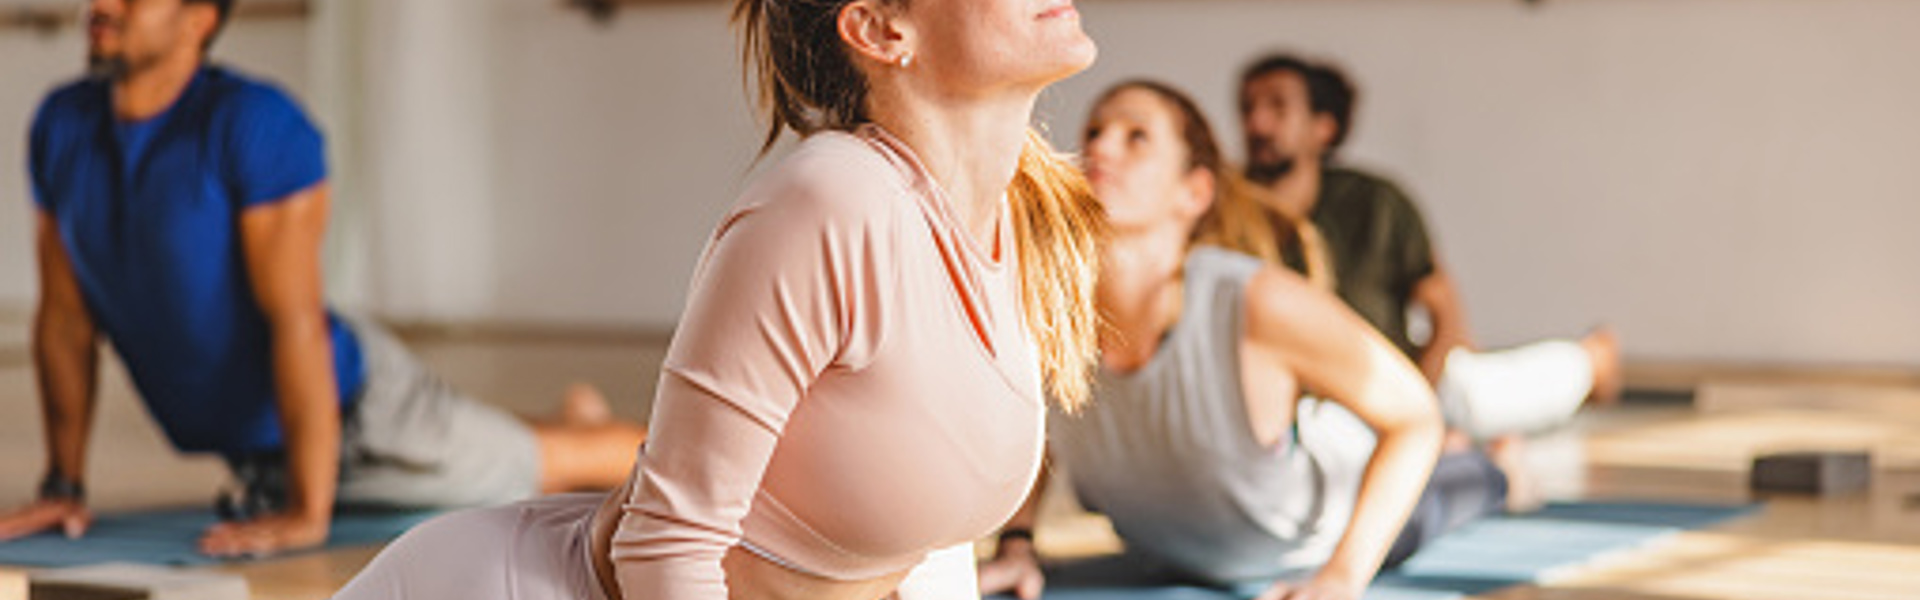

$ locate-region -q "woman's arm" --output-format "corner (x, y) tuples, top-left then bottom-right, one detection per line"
(609, 167), (891, 600)
(977, 459), (1050, 599)
(1242, 268), (1445, 600)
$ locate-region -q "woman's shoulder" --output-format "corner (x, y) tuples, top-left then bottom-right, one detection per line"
(1186, 246), (1268, 285)
(735, 131), (913, 225)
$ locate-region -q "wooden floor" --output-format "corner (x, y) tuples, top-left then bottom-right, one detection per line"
(1, 325), (1916, 600)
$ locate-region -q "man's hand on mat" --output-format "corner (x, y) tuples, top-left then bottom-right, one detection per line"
(0, 499), (92, 541)
(977, 539), (1046, 600)
(198, 512), (330, 557)
(1255, 571), (1363, 600)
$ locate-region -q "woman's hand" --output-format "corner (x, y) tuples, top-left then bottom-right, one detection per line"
(976, 538), (1046, 600)
(1253, 570), (1365, 600)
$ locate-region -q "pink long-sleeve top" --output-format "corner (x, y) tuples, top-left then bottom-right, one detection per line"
(608, 125), (1047, 599)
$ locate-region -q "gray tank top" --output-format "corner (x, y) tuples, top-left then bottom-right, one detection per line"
(1049, 247), (1377, 584)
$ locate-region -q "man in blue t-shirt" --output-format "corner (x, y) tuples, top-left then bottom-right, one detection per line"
(2, 0), (645, 557)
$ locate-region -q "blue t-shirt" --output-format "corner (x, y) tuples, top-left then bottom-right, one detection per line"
(27, 66), (366, 456)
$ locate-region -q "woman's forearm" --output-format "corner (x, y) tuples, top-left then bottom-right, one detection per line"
(1318, 417), (1443, 586)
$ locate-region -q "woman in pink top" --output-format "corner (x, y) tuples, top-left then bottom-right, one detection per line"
(330, 0), (1102, 599)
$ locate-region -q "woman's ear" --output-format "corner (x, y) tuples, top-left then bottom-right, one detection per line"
(1182, 167), (1217, 219)
(838, 0), (912, 67)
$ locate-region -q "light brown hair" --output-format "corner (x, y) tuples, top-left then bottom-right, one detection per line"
(1092, 80), (1333, 290)
(734, 0), (1105, 408)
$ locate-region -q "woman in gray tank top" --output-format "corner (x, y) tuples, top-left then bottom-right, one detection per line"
(979, 81), (1507, 600)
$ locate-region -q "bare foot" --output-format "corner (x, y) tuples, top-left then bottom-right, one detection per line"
(559, 383), (615, 425)
(1581, 326), (1623, 406)
(1486, 435), (1541, 513)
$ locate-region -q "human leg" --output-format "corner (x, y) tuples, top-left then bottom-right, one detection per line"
(336, 318), (647, 504)
(334, 317), (543, 508)
(1579, 327), (1623, 406)
(1381, 450), (1507, 569)
(331, 493), (609, 600)
(528, 386), (649, 493)
(1435, 339), (1596, 439)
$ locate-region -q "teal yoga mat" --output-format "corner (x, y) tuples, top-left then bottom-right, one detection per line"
(1019, 500), (1759, 600)
(0, 507), (438, 567)
(0, 499), (1757, 592)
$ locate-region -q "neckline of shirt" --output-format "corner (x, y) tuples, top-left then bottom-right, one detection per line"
(105, 65), (211, 127)
(853, 123), (1010, 277)
(1096, 249), (1218, 385)
(847, 124), (1042, 407)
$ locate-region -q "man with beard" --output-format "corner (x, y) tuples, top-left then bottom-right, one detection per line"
(4, 0), (646, 557)
(1237, 54), (1621, 457)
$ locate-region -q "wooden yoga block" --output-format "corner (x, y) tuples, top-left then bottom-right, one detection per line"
(28, 563), (246, 600)
(1751, 451), (1872, 495)
(1, 567), (28, 600)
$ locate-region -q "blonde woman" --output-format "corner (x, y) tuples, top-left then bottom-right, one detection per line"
(980, 81), (1475, 600)
(332, 0), (1103, 599)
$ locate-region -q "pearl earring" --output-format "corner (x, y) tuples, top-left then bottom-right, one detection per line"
(897, 53), (913, 68)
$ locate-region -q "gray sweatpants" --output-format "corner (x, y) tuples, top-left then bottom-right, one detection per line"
(1037, 451), (1506, 594)
(334, 317), (543, 508)
(225, 317), (542, 513)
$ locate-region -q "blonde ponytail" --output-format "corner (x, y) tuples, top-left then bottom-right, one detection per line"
(1193, 171), (1336, 291)
(736, 0), (1105, 409)
(1008, 130), (1106, 411)
(1194, 172), (1281, 264)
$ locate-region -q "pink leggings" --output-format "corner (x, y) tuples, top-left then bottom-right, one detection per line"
(331, 493), (610, 600)
(331, 494), (981, 599)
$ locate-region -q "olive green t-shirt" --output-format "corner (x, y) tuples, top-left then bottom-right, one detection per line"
(1280, 167), (1436, 357)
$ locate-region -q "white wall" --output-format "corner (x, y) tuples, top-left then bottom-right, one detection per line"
(0, 11), (311, 311)
(3, 0), (1918, 368)
(481, 0), (759, 325)
(488, 0), (1920, 366)
(302, 0), (757, 326)
(1037, 0), (1920, 367)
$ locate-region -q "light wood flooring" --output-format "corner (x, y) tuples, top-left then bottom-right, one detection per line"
(0, 324), (1915, 600)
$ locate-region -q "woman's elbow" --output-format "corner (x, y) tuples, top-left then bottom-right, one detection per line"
(1381, 385), (1446, 452)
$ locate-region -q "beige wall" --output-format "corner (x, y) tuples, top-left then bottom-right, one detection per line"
(2, 0), (1916, 367)
(0, 14), (311, 313)
(1049, 0), (1920, 366)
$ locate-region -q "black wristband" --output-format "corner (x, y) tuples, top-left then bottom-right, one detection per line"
(998, 527), (1035, 545)
(39, 472), (85, 502)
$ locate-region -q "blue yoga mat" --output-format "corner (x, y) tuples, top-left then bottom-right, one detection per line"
(0, 507), (438, 567)
(1021, 500), (1758, 600)
(1, 499), (1756, 591)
